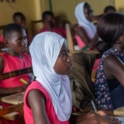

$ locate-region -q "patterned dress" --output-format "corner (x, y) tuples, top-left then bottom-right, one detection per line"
(94, 48), (124, 110)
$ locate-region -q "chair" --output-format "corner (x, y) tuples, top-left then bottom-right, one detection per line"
(31, 20), (42, 37)
(0, 67), (32, 80)
(65, 23), (74, 54)
(0, 67), (33, 123)
(0, 103), (23, 124)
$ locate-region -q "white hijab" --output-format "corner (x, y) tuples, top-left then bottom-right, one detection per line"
(29, 32), (72, 122)
(75, 2), (96, 39)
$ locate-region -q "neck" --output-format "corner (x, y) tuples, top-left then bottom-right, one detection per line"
(112, 45), (124, 54)
(45, 23), (53, 31)
(7, 50), (23, 59)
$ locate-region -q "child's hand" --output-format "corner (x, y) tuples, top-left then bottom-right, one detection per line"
(87, 111), (96, 118)
(97, 110), (108, 116)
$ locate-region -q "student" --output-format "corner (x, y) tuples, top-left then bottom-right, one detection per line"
(75, 2), (100, 71)
(39, 11), (66, 38)
(0, 23), (32, 95)
(0, 12), (31, 46)
(95, 13), (124, 110)
(75, 2), (98, 50)
(94, 5), (116, 22)
(24, 32), (118, 124)
(104, 6), (116, 15)
(0, 23), (32, 124)
(13, 12), (31, 45)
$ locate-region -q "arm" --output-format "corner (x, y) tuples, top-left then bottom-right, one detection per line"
(75, 27), (98, 49)
(104, 55), (124, 86)
(28, 89), (49, 124)
(70, 113), (119, 124)
(0, 56), (29, 96)
(70, 112), (96, 124)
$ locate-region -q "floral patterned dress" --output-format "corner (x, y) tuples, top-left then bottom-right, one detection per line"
(94, 48), (124, 110)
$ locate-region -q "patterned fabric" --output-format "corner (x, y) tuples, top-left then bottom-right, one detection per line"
(94, 48), (124, 110)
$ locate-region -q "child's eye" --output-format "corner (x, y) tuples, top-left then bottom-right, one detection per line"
(62, 52), (66, 56)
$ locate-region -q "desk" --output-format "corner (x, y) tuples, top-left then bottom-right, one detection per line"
(1, 92), (24, 105)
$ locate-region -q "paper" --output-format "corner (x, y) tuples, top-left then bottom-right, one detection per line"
(115, 117), (124, 124)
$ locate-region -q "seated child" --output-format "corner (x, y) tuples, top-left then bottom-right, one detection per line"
(24, 32), (118, 124)
(0, 23), (32, 124)
(95, 13), (124, 110)
(0, 12), (31, 46)
(39, 11), (66, 38)
(0, 23), (32, 95)
(13, 12), (31, 45)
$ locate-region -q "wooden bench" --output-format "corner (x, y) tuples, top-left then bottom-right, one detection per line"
(0, 67), (33, 123)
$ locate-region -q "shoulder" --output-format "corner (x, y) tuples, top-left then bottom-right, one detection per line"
(23, 52), (31, 57)
(0, 54), (4, 73)
(0, 55), (4, 63)
(39, 27), (47, 33)
(104, 55), (123, 69)
(0, 35), (4, 43)
(75, 26), (87, 35)
(25, 81), (46, 108)
(25, 81), (47, 98)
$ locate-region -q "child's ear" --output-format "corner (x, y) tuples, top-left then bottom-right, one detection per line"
(5, 39), (10, 47)
(117, 35), (123, 44)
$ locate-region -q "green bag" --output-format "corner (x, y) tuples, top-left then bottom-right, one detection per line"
(69, 52), (98, 114)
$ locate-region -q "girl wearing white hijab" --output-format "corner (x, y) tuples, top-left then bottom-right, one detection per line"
(23, 32), (116, 124)
(75, 2), (98, 50)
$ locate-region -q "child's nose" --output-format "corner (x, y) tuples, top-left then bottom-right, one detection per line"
(67, 55), (71, 63)
(22, 40), (26, 46)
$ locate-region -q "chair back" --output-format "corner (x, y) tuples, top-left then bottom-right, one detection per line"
(0, 67), (32, 81)
(69, 51), (97, 113)
(31, 20), (42, 37)
(65, 23), (74, 54)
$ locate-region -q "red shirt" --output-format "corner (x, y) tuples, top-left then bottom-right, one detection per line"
(39, 27), (66, 38)
(0, 35), (4, 44)
(0, 52), (32, 88)
(24, 81), (70, 124)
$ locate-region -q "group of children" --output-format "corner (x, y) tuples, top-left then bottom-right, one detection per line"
(0, 1), (124, 124)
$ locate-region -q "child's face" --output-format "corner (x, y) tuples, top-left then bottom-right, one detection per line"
(84, 4), (94, 22)
(44, 15), (56, 27)
(6, 30), (27, 54)
(14, 16), (26, 28)
(54, 43), (72, 75)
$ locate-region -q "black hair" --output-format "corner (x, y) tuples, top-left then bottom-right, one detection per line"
(97, 12), (124, 52)
(84, 2), (90, 8)
(42, 11), (54, 21)
(104, 6), (116, 14)
(13, 12), (26, 21)
(95, 41), (110, 53)
(3, 23), (22, 40)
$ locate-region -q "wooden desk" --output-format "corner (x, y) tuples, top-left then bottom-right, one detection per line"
(1, 92), (24, 105)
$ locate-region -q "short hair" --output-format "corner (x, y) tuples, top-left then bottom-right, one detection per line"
(104, 6), (116, 14)
(3, 23), (22, 40)
(97, 12), (124, 47)
(13, 12), (26, 21)
(42, 11), (54, 21)
(84, 2), (90, 8)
